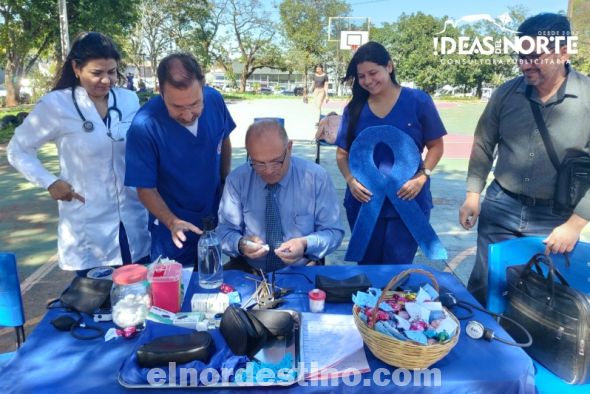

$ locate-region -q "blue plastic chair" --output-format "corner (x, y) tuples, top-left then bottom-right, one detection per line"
(487, 236), (590, 393)
(253, 117), (285, 127)
(315, 140), (335, 164)
(0, 252), (26, 365)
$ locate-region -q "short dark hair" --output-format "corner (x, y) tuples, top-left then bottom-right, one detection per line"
(157, 53), (204, 93)
(53, 32), (122, 91)
(518, 13), (571, 39)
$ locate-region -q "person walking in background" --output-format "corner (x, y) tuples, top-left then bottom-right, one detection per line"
(7, 32), (151, 274)
(126, 72), (135, 90)
(312, 64), (329, 123)
(125, 53), (235, 267)
(335, 41), (446, 265)
(460, 13), (590, 306)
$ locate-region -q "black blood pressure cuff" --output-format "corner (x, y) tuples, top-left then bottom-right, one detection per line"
(47, 276), (112, 315)
(315, 273), (372, 303)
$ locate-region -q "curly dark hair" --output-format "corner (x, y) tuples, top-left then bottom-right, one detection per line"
(53, 32), (123, 91)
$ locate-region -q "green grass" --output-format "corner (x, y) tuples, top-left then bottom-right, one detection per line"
(0, 126), (15, 144)
(436, 101), (486, 135)
(0, 104), (34, 116)
(0, 105), (34, 143)
(222, 92), (298, 101)
(434, 95), (481, 102)
(221, 92), (353, 101)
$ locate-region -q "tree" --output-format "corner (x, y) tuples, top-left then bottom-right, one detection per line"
(1, 1), (56, 106)
(173, 0), (228, 71)
(570, 0), (590, 74)
(123, 0), (229, 89)
(209, 34), (237, 86)
(321, 40), (352, 95)
(371, 9), (526, 96)
(135, 0), (172, 90)
(122, 22), (146, 82)
(227, 0), (279, 92)
(67, 1), (139, 40)
(0, 0), (139, 106)
(448, 6), (525, 97)
(279, 0), (349, 97)
(372, 13), (452, 93)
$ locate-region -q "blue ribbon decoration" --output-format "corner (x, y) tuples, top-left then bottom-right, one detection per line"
(345, 125), (448, 262)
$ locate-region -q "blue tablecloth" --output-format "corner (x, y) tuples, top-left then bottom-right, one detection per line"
(0, 264), (534, 393)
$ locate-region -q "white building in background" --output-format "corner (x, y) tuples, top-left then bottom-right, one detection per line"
(208, 62), (307, 91)
(208, 62), (352, 96)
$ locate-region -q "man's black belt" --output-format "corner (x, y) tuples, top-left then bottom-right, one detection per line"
(497, 182), (553, 207)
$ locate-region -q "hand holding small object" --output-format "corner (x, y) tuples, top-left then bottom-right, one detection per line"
(243, 239), (270, 252)
(275, 237), (307, 264)
(239, 236), (269, 259)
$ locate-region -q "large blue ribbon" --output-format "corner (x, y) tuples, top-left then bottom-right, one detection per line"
(345, 125), (448, 262)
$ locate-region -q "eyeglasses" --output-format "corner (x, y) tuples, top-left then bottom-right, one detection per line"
(249, 148), (288, 171)
(172, 101), (204, 112)
(513, 46), (555, 65)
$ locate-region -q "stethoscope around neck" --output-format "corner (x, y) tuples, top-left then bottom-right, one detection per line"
(71, 86), (122, 139)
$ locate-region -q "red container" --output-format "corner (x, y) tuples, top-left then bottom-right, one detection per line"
(148, 261), (183, 313)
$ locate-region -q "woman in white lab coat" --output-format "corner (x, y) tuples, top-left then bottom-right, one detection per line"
(7, 32), (150, 273)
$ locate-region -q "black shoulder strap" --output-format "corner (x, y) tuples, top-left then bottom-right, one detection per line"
(525, 85), (561, 170)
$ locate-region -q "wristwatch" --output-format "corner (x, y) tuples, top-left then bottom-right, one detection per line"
(420, 167), (432, 178)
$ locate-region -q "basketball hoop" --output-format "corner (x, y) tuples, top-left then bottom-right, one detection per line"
(350, 44), (359, 53)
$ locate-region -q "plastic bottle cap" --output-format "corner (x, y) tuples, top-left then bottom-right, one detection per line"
(202, 216), (216, 232)
(308, 289), (326, 301)
(112, 264), (148, 285)
(87, 266), (114, 280)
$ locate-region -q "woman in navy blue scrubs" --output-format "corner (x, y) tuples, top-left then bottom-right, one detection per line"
(335, 42), (446, 264)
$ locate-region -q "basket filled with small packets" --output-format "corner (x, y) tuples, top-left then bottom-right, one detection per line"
(352, 268), (460, 369)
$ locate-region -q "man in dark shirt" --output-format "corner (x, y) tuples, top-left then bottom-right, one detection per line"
(459, 13), (590, 305)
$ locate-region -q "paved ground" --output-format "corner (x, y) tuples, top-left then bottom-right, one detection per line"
(1, 97), (587, 352)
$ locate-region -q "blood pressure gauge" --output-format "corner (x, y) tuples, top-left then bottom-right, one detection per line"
(466, 320), (485, 339)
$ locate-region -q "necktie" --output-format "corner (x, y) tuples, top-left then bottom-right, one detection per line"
(265, 183), (284, 272)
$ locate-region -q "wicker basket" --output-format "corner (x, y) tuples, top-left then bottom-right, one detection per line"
(352, 268), (460, 369)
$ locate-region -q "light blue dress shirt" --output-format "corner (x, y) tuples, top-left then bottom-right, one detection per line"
(217, 156), (344, 268)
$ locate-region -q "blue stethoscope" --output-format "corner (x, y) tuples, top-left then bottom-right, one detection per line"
(71, 87), (122, 139)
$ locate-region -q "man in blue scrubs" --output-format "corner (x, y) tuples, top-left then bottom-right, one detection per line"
(125, 53), (235, 266)
(217, 120), (344, 271)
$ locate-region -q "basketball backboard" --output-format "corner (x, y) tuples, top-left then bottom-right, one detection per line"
(339, 31), (369, 50)
(328, 16), (370, 42)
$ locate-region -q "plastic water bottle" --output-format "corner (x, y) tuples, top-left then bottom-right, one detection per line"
(197, 217), (223, 289)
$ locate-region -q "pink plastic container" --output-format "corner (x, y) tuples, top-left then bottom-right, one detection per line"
(148, 261), (183, 313)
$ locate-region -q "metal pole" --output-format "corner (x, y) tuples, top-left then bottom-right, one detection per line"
(58, 0), (70, 62)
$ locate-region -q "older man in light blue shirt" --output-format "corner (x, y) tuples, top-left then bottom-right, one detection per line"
(217, 120), (344, 271)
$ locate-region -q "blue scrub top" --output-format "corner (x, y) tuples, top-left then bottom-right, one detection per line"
(335, 87), (447, 217)
(125, 86), (236, 263)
